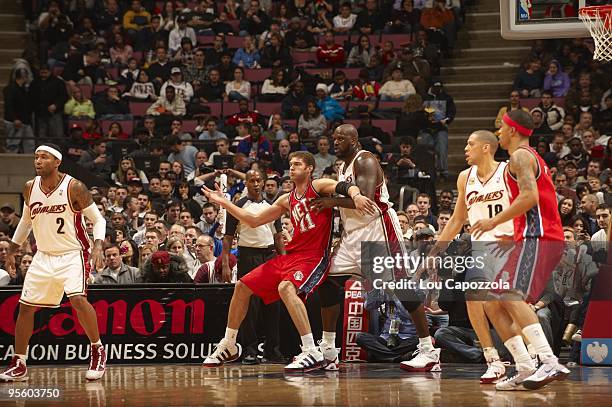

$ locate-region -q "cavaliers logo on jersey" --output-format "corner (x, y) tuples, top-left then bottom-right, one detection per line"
(29, 202), (67, 219)
(465, 190), (505, 208)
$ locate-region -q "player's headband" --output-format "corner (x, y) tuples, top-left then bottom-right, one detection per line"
(35, 145), (62, 161)
(502, 113), (533, 137)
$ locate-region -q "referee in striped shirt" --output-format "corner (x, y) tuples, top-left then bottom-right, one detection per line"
(221, 169), (286, 364)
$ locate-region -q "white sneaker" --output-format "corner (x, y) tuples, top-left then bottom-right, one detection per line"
(284, 347), (324, 373)
(495, 370), (535, 391)
(572, 330), (582, 342)
(318, 342), (339, 371)
(521, 358), (570, 390)
(399, 346), (441, 372)
(480, 360), (509, 384)
(203, 339), (241, 367)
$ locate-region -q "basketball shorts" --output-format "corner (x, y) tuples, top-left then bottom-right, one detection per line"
(493, 238), (563, 303)
(240, 250), (330, 305)
(465, 243), (510, 284)
(329, 208), (406, 278)
(20, 250), (90, 308)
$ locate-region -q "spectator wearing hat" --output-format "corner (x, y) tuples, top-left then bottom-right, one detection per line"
(379, 68), (416, 101)
(79, 139), (113, 180)
(0, 203), (20, 237)
(30, 64), (68, 140)
(316, 83), (345, 121)
(147, 85), (186, 117)
(95, 244), (142, 284)
(160, 67), (194, 103)
(317, 30), (346, 66)
(3, 68), (34, 154)
(285, 17), (316, 49)
(239, 0), (271, 36)
(420, 80), (455, 179)
(61, 124), (90, 161)
(168, 14), (198, 55)
(142, 251), (193, 283)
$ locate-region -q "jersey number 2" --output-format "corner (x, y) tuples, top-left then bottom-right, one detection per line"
(487, 204), (503, 218)
(56, 218), (65, 234)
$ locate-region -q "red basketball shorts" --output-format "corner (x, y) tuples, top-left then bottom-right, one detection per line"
(240, 250), (330, 304)
(494, 238), (564, 303)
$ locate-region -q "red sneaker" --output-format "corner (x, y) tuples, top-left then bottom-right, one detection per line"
(0, 356), (28, 382)
(86, 344), (106, 381)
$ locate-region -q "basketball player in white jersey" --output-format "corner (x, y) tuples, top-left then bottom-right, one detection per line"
(427, 130), (513, 383)
(0, 144), (107, 382)
(312, 124), (440, 372)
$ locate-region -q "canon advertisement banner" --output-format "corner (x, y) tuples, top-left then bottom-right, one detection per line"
(0, 286), (231, 365)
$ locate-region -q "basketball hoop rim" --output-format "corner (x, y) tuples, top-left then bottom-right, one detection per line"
(579, 5), (612, 18)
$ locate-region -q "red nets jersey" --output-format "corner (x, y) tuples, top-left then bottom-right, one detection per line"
(504, 146), (564, 241)
(286, 182), (334, 254)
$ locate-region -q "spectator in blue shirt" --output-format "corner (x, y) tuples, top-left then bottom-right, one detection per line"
(315, 83), (345, 121)
(237, 124), (273, 160)
(232, 35), (261, 69)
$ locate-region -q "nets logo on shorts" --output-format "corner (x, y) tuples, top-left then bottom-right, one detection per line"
(293, 271), (304, 281)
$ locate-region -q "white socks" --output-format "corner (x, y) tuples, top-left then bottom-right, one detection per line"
(15, 354), (27, 362)
(419, 336), (434, 351)
(483, 347), (500, 363)
(301, 333), (316, 351)
(522, 323), (555, 361)
(321, 331), (336, 348)
(224, 327), (238, 346)
(504, 335), (535, 372)
(91, 340), (102, 346)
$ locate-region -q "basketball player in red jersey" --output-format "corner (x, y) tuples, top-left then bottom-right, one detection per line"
(313, 124), (440, 372)
(472, 110), (570, 390)
(0, 144), (107, 382)
(201, 152), (376, 372)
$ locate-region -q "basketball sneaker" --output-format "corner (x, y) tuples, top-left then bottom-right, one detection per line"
(521, 358), (570, 390)
(480, 360), (510, 384)
(318, 341), (339, 371)
(0, 356), (28, 382)
(399, 346), (441, 372)
(495, 370), (535, 391)
(284, 347), (324, 373)
(203, 339), (241, 367)
(86, 344), (107, 381)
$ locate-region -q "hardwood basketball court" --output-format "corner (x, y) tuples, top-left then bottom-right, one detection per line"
(1, 363), (611, 406)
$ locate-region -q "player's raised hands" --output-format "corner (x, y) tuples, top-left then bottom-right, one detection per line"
(201, 184), (228, 206)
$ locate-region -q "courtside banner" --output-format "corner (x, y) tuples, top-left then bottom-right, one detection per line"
(0, 285), (232, 365)
(341, 279), (368, 362)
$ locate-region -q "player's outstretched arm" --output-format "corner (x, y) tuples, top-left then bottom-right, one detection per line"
(472, 150), (538, 239)
(312, 178), (377, 216)
(202, 185), (289, 228)
(71, 180), (106, 271)
(430, 169), (470, 256)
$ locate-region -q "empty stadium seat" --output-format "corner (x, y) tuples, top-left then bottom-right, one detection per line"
(520, 97), (566, 110)
(245, 68), (272, 83)
(254, 102), (281, 116)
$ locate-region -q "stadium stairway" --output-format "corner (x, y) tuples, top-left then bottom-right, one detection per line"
(0, 0), (30, 145)
(442, 0), (531, 179)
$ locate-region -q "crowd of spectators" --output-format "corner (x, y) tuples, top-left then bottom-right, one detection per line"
(1, 1), (610, 366)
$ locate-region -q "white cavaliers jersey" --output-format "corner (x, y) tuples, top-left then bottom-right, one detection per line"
(28, 174), (91, 254)
(338, 150), (392, 233)
(465, 162), (513, 241)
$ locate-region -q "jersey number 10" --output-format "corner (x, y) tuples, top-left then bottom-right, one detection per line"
(487, 204), (503, 218)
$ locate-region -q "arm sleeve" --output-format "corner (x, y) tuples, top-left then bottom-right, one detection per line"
(11, 206), (32, 246)
(82, 202), (107, 242)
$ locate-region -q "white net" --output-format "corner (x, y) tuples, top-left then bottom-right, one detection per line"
(579, 6), (612, 62)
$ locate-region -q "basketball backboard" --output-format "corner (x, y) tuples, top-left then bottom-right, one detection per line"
(499, 0), (597, 40)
